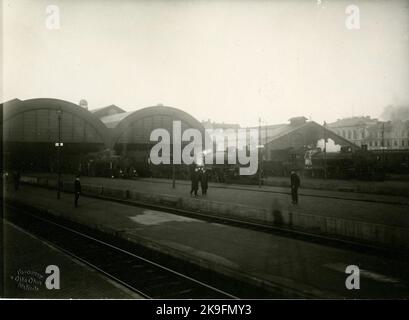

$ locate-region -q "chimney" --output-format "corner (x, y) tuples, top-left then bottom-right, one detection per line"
(289, 116), (307, 127)
(79, 99), (88, 110)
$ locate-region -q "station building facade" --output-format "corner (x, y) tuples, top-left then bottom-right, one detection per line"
(2, 98), (205, 178)
(248, 117), (358, 176)
(328, 116), (409, 150)
(98, 104), (206, 177)
(3, 97), (362, 179)
(2, 98), (109, 173)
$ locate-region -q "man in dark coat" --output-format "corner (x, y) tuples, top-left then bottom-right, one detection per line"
(74, 175), (82, 207)
(290, 170), (300, 204)
(200, 168), (208, 196)
(189, 162), (198, 196)
(191, 168), (199, 196)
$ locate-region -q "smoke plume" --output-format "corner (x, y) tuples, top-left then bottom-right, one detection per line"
(380, 105), (409, 122)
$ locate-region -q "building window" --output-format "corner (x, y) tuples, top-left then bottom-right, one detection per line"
(361, 131), (365, 139)
(387, 140), (391, 147)
(369, 141), (373, 147)
(342, 130), (346, 137)
(348, 130), (352, 139)
(402, 140), (405, 147)
(394, 140), (398, 147)
(374, 141), (378, 147)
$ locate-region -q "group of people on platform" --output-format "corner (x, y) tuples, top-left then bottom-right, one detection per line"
(6, 166), (301, 207)
(189, 163), (209, 197)
(76, 168), (299, 205)
(189, 164), (300, 204)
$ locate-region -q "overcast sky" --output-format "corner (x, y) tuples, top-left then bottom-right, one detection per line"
(2, 0), (409, 126)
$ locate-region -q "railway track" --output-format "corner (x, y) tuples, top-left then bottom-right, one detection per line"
(9, 183), (409, 263)
(6, 204), (274, 299)
(86, 192), (409, 262)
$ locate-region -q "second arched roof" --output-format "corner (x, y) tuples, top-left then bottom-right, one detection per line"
(102, 105), (205, 148)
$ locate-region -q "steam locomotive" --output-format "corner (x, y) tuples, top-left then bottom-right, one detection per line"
(79, 146), (409, 182)
(303, 147), (409, 180)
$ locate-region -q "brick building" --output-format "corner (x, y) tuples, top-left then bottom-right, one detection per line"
(327, 116), (409, 150)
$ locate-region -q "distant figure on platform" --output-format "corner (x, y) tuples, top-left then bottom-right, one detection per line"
(200, 168), (208, 196)
(14, 171), (21, 191)
(190, 163), (199, 197)
(290, 170), (300, 204)
(74, 175), (82, 207)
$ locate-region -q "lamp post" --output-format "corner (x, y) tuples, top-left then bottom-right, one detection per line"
(323, 121), (327, 179)
(56, 109), (63, 199)
(172, 155), (176, 189)
(256, 118), (269, 188)
(257, 144), (264, 188)
(258, 118), (262, 188)
(381, 122), (385, 173)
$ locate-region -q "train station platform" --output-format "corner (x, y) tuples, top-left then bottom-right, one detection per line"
(3, 220), (143, 298)
(5, 185), (409, 298)
(12, 173), (409, 250)
(22, 173), (409, 227)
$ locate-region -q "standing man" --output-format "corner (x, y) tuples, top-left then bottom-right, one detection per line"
(200, 168), (208, 196)
(191, 168), (199, 197)
(74, 175), (82, 207)
(290, 170), (300, 204)
(190, 162), (198, 196)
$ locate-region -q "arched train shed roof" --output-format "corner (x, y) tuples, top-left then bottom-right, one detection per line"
(101, 105), (205, 149)
(3, 98), (110, 147)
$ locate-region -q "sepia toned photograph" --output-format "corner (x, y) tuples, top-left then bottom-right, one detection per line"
(1, 0), (409, 307)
